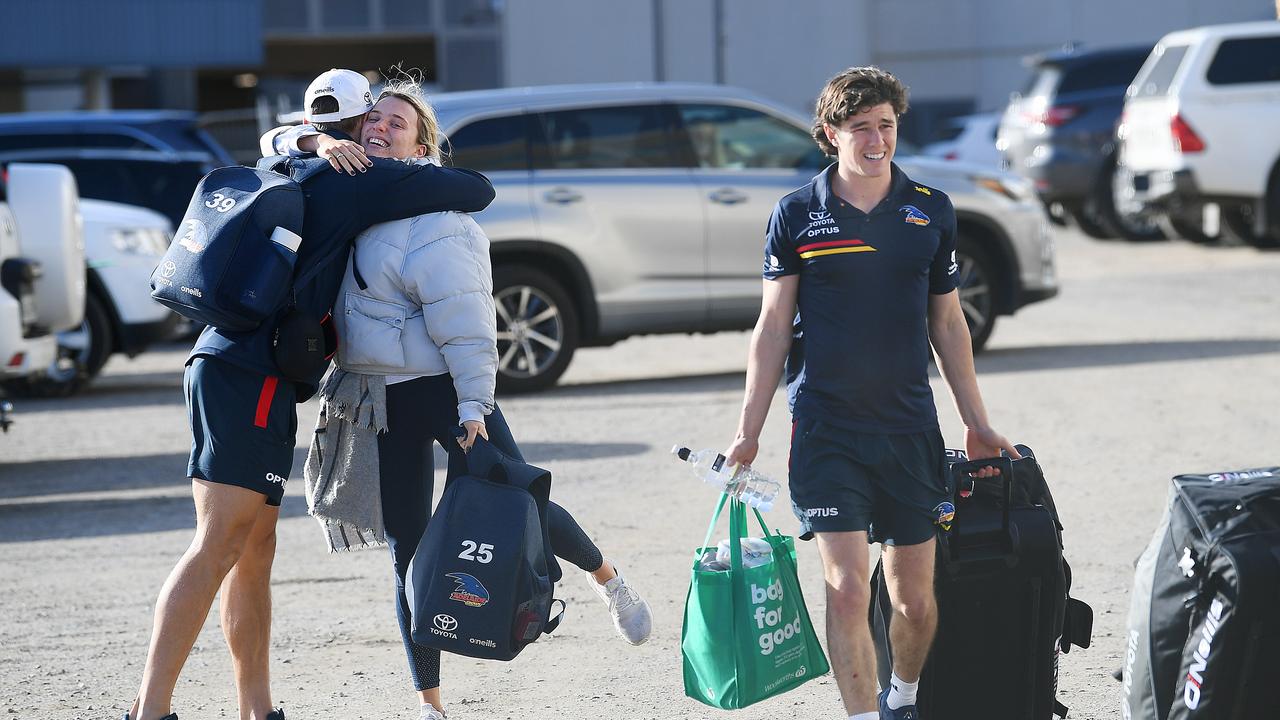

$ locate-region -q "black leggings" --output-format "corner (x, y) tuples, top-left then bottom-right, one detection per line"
(377, 373), (604, 691)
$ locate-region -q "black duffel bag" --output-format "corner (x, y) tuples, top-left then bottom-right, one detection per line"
(1122, 467), (1280, 720)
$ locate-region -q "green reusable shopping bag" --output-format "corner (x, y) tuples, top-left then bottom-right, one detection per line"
(681, 494), (829, 709)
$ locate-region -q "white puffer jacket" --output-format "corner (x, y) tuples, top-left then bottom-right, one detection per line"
(333, 201), (497, 425)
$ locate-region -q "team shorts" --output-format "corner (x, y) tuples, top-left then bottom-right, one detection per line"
(788, 417), (949, 546)
(184, 356), (297, 506)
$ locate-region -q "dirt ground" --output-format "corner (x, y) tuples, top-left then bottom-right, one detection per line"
(2, 227), (1278, 719)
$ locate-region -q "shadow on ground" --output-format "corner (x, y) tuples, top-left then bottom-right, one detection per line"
(976, 339), (1280, 374)
(0, 493), (309, 543)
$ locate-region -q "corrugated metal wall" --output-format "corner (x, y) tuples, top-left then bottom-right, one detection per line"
(0, 0), (262, 67)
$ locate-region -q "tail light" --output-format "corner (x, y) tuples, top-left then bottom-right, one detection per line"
(1025, 105), (1080, 127)
(1170, 113), (1205, 153)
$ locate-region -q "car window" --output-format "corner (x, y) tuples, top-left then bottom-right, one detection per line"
(0, 133), (147, 152)
(534, 105), (682, 170)
(1023, 66), (1062, 100)
(445, 114), (530, 172)
(676, 104), (822, 170)
(52, 158), (205, 226)
(1207, 36), (1280, 86)
(1132, 45), (1189, 98)
(1057, 55), (1148, 94)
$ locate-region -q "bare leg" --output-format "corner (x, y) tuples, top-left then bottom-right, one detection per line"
(881, 537), (938, 682)
(131, 480), (264, 720)
(220, 502), (281, 720)
(814, 531), (877, 716)
(417, 688), (443, 714)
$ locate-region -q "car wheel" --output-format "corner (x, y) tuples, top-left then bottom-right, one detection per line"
(1065, 202), (1115, 240)
(1160, 212), (1220, 246)
(1098, 156), (1165, 242)
(954, 237), (998, 353)
(492, 266), (579, 394)
(2, 292), (114, 398)
(1223, 203), (1280, 249)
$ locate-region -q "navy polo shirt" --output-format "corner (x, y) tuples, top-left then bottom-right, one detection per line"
(763, 162), (959, 433)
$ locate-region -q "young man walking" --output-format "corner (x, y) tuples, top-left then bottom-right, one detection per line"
(723, 66), (1019, 720)
(124, 69), (495, 720)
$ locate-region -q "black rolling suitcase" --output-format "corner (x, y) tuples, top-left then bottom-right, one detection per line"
(1121, 467), (1280, 720)
(869, 446), (1093, 719)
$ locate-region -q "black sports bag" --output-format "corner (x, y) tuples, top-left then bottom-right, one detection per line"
(405, 437), (564, 661)
(870, 445), (1093, 720)
(1121, 467), (1280, 720)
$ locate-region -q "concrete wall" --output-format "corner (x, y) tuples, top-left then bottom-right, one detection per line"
(500, 0), (1274, 115)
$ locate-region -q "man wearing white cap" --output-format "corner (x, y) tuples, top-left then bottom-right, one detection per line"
(123, 68), (497, 720)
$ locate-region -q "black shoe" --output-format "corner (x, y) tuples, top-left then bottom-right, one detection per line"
(122, 715), (177, 720)
(265, 709), (285, 720)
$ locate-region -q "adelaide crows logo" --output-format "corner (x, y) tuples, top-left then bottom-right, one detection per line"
(933, 501), (956, 531)
(446, 572), (490, 607)
(899, 205), (931, 227)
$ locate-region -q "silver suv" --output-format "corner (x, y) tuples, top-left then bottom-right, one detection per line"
(432, 83), (1058, 391)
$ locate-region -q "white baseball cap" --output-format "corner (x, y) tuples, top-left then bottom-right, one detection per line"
(304, 69), (374, 123)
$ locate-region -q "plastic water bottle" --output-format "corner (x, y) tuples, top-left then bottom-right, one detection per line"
(671, 445), (782, 512)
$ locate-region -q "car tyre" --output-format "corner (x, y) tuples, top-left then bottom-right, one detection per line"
(1223, 203), (1280, 250)
(1065, 201), (1115, 240)
(954, 236), (998, 353)
(1099, 156), (1165, 242)
(492, 266), (579, 394)
(2, 291), (113, 398)
(1160, 211), (1221, 246)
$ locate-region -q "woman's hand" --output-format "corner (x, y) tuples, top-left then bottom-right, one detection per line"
(458, 420), (489, 452)
(315, 136), (372, 175)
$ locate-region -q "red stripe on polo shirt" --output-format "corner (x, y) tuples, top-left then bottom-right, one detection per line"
(254, 376), (279, 428)
(796, 238), (866, 253)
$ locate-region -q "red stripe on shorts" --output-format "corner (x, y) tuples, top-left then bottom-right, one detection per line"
(254, 376), (279, 428)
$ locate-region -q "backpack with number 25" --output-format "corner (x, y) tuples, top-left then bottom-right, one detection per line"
(406, 437), (565, 662)
(150, 164), (306, 332)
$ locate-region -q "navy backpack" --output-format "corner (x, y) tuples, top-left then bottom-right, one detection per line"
(151, 162), (327, 333)
(406, 438), (564, 661)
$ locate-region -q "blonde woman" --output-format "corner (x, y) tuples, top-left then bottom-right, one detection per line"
(269, 83), (651, 720)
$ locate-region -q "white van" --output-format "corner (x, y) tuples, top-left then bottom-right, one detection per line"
(1116, 21), (1280, 248)
(0, 164), (86, 419)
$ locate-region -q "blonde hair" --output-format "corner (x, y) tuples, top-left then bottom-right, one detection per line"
(375, 77), (442, 161)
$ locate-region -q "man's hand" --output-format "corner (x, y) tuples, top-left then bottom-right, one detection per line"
(724, 435), (760, 470)
(315, 136), (372, 175)
(964, 426), (1022, 477)
(457, 420), (489, 452)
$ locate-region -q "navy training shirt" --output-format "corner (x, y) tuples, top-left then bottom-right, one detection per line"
(189, 130), (496, 401)
(764, 162), (959, 433)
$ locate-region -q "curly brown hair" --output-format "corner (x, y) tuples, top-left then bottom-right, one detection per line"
(811, 66), (909, 156)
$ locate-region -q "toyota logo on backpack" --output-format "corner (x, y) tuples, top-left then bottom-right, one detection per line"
(433, 614), (458, 632)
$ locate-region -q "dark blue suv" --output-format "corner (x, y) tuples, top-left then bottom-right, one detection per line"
(996, 45), (1159, 241)
(0, 110), (235, 165)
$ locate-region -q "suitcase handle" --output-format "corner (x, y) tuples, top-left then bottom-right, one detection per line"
(949, 455), (1016, 545)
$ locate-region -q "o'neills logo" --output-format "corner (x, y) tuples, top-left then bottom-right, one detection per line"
(1183, 596), (1226, 710)
(1208, 469), (1274, 482)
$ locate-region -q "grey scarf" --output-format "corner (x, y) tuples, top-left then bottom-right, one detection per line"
(303, 367), (389, 552)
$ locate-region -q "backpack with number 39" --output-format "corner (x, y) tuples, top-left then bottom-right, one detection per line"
(406, 437), (565, 661)
(149, 163), (305, 332)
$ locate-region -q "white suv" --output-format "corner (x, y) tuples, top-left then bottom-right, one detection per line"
(1116, 21), (1280, 248)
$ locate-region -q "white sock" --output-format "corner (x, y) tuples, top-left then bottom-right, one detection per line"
(849, 713), (879, 720)
(886, 671), (918, 709)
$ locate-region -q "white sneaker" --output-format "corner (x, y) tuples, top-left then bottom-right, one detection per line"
(588, 565), (652, 645)
(419, 707), (445, 720)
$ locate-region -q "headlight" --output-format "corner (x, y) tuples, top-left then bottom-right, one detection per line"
(972, 174), (1035, 203)
(111, 227), (171, 256)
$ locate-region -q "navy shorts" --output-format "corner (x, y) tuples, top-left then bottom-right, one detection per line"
(185, 356), (297, 506)
(788, 417), (949, 546)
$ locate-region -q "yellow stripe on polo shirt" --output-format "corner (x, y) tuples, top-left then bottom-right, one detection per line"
(799, 246), (878, 259)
